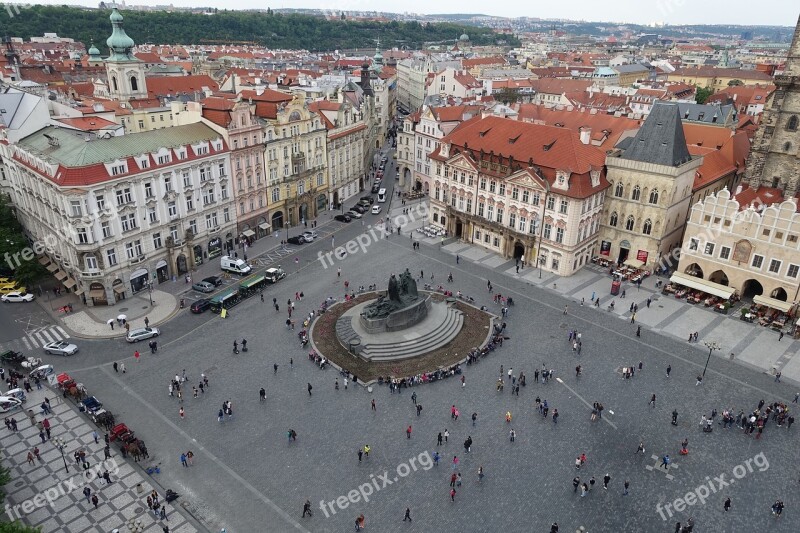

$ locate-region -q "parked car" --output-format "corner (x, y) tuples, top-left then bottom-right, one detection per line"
(371, 185), (380, 193)
(192, 281), (215, 293)
(220, 255), (251, 275)
(302, 230), (318, 242)
(43, 340), (79, 356)
(346, 210), (363, 219)
(1, 291), (34, 303)
(126, 327), (160, 343)
(203, 275), (223, 287)
(0, 396), (22, 413)
(286, 235), (306, 245)
(264, 267), (287, 283)
(28, 364), (54, 380)
(0, 282), (23, 294)
(360, 196), (375, 205)
(350, 205), (366, 214)
(334, 214), (352, 223)
(190, 299), (211, 314)
(4, 388), (26, 403)
(371, 205), (382, 214)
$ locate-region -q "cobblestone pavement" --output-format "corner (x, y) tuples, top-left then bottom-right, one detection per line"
(8, 181), (799, 532)
(0, 387), (200, 533)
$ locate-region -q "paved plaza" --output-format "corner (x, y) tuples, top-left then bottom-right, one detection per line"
(2, 188), (799, 532)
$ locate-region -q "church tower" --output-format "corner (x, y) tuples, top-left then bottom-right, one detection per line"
(104, 7), (147, 102)
(745, 13), (800, 196)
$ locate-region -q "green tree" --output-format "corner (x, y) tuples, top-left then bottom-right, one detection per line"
(495, 87), (521, 105)
(695, 86), (714, 104)
(727, 79), (743, 87)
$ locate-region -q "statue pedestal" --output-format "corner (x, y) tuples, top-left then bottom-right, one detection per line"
(359, 294), (431, 333)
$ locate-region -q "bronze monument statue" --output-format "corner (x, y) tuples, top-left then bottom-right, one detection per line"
(362, 269), (420, 319)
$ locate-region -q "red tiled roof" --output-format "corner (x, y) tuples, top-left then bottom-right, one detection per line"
(435, 115), (609, 199)
(431, 105), (483, 123)
(144, 75), (219, 98)
(254, 102), (278, 119)
(462, 56), (506, 68)
(682, 123), (732, 149)
(516, 104), (641, 151)
(530, 78), (592, 95)
(733, 185), (785, 210)
(670, 67), (773, 81)
(54, 117), (119, 131)
(688, 146), (735, 190)
(239, 88), (293, 104)
(134, 52), (164, 64)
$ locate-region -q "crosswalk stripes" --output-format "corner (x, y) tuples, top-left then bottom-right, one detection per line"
(0, 325), (70, 355)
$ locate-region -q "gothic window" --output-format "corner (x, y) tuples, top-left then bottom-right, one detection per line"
(112, 76), (118, 92)
(609, 212), (618, 227)
(631, 186), (641, 201)
(642, 219), (652, 235)
(625, 216), (635, 231)
(130, 76), (138, 91)
(649, 189), (659, 205)
(784, 142), (792, 152)
(614, 182), (624, 197)
(788, 115), (799, 131)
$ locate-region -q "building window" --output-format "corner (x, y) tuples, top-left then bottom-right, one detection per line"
(84, 255), (97, 270)
(477, 203), (484, 217)
(186, 197), (194, 211)
(498, 183), (506, 196)
(70, 200), (82, 217)
(559, 199), (568, 214)
(106, 248), (117, 266)
(95, 195), (105, 211)
(543, 223), (552, 240)
(511, 187), (519, 200)
(625, 216), (635, 231)
(555, 227), (564, 243)
(546, 197), (555, 210)
(768, 259), (782, 273)
(522, 190), (529, 203)
(101, 221), (112, 239)
(704, 242), (714, 255)
(751, 254), (764, 269)
(532, 192), (540, 206)
(615, 182), (624, 197)
(509, 213), (516, 229)
(788, 115), (799, 131)
(631, 186), (641, 201)
(168, 202), (177, 218)
(489, 181), (496, 193)
(272, 188), (280, 202)
(116, 187), (132, 205)
(466, 198), (472, 213)
(609, 212), (618, 227)
(76, 228), (89, 244)
(689, 238), (699, 250)
(183, 173), (192, 188)
(203, 189), (215, 206)
(519, 217), (527, 233)
(719, 246), (730, 260)
(153, 233), (162, 249)
(649, 189), (659, 204)
(643, 219), (652, 235)
(788, 264), (799, 278)
(125, 242), (135, 259)
(551, 257), (560, 270)
(121, 214), (137, 232)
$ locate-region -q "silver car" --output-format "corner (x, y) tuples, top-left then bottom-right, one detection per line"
(192, 281), (215, 293)
(126, 327), (160, 343)
(43, 340), (79, 356)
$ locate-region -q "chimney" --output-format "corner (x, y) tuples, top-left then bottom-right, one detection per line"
(579, 126), (591, 145)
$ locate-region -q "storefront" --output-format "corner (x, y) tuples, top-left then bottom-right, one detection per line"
(208, 237), (222, 259)
(258, 218), (270, 238)
(130, 268), (149, 293)
(193, 244), (204, 266)
(156, 260), (169, 283)
(88, 282), (107, 306)
(112, 279), (126, 302)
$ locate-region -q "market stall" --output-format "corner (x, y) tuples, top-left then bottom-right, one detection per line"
(664, 273), (737, 312)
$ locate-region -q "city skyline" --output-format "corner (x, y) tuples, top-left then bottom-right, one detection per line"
(19, 1), (797, 28)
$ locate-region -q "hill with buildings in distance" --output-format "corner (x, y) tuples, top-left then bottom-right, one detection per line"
(1, 6), (518, 50)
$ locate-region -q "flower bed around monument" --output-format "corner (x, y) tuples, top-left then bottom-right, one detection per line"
(311, 292), (493, 383)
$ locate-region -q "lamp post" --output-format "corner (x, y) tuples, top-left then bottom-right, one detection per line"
(53, 437), (69, 473)
(702, 341), (720, 379)
(285, 221), (290, 244)
(147, 281), (153, 307)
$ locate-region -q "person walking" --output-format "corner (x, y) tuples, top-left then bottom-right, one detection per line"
(573, 476), (581, 493)
(666, 365), (671, 378)
(403, 507), (412, 522)
(302, 499), (312, 518)
(450, 488), (456, 502)
(509, 428), (516, 442)
(563, 305), (568, 315)
(623, 480), (630, 496)
(307, 383), (313, 396)
(649, 394), (656, 408)
(91, 494), (99, 509)
(603, 473), (611, 489)
(371, 399), (376, 411)
(179, 407), (184, 420)
(406, 425), (412, 439)
(635, 441), (645, 454)
(661, 455), (670, 470)
(724, 497), (731, 512)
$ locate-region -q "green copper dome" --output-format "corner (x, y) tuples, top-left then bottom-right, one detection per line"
(106, 7), (137, 61)
(88, 42), (101, 57)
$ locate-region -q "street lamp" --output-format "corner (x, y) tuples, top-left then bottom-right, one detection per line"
(53, 437), (69, 473)
(147, 281), (153, 307)
(702, 341), (720, 379)
(285, 221), (290, 245)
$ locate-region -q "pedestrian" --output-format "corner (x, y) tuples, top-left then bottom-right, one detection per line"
(603, 473), (611, 489)
(26, 451), (34, 465)
(471, 412), (477, 426)
(91, 494), (99, 509)
(113, 362), (118, 373)
(623, 480), (629, 496)
(120, 362), (126, 373)
(696, 375), (703, 386)
(636, 326), (641, 337)
(573, 476), (580, 492)
(775, 371), (782, 383)
(509, 428), (516, 442)
(450, 488), (456, 502)
(444, 429), (449, 443)
(403, 507), (412, 522)
(649, 394), (656, 407)
(307, 383), (312, 396)
(563, 305), (568, 315)
(302, 499), (312, 518)
(179, 407), (184, 419)
(259, 388), (266, 401)
(779, 331), (784, 341)
(406, 425), (412, 439)
(636, 441), (645, 454)
(666, 365), (671, 378)
(371, 399), (376, 411)
(83, 486), (91, 502)
(661, 455), (670, 470)
(724, 497), (731, 512)
(437, 432), (443, 446)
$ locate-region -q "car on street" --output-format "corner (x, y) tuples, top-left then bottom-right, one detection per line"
(190, 299), (211, 314)
(42, 340), (79, 356)
(286, 235), (306, 245)
(203, 275), (223, 287)
(346, 210), (363, 219)
(360, 196), (375, 205)
(0, 283), (25, 294)
(350, 205), (366, 214)
(334, 214), (352, 223)
(1, 291), (34, 303)
(302, 230), (318, 242)
(371, 184), (380, 193)
(126, 327), (160, 343)
(371, 205), (382, 214)
(192, 281), (215, 293)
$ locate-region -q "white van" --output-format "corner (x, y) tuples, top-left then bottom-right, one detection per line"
(220, 255), (252, 275)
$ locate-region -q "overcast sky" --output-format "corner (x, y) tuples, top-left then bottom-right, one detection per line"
(38, 1), (797, 27)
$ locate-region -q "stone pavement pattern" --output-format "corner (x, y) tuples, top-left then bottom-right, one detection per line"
(0, 386), (199, 533)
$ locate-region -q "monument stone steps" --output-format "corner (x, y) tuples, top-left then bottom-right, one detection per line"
(360, 307), (464, 361)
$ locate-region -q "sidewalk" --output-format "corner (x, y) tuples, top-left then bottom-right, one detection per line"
(0, 386), (200, 533)
(398, 199), (800, 384)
